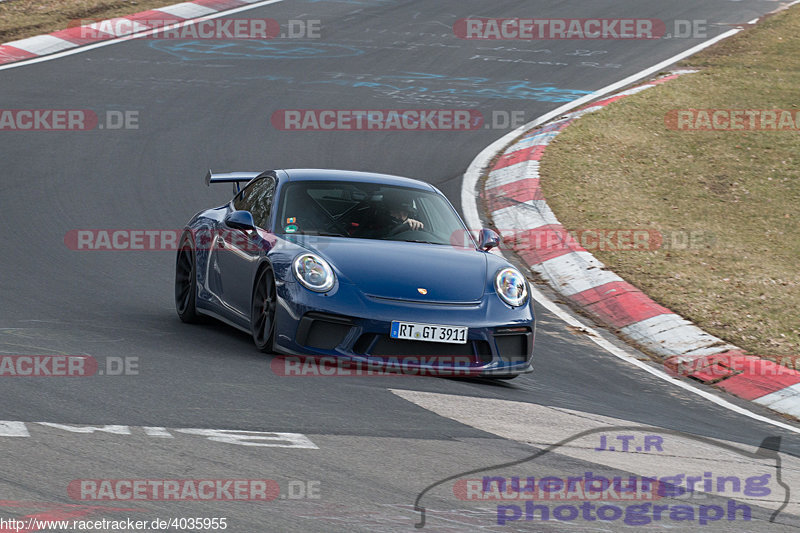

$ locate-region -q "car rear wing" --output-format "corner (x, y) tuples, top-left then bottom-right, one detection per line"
(204, 169), (262, 195)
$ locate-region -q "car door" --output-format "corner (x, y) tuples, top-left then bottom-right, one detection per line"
(214, 175), (277, 319)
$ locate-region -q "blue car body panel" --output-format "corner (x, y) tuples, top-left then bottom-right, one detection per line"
(181, 169), (535, 377)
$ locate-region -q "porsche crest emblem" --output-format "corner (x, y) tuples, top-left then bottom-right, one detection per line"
(417, 288), (428, 295)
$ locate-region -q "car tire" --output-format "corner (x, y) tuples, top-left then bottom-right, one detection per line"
(175, 232), (200, 323)
(251, 264), (277, 353)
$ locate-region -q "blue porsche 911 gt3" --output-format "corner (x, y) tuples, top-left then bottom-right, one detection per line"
(175, 169), (534, 378)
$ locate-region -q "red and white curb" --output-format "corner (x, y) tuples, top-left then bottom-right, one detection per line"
(481, 72), (800, 418)
(0, 0), (268, 65)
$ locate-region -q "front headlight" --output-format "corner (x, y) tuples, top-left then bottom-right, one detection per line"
(293, 253), (335, 292)
(495, 267), (528, 307)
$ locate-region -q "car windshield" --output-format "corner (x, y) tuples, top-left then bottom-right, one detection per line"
(276, 180), (471, 245)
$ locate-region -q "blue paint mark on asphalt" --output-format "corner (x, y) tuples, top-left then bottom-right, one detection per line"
(303, 72), (593, 103)
(146, 40), (591, 103)
(148, 41), (365, 60)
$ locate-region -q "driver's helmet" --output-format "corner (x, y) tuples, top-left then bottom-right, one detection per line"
(381, 189), (415, 217)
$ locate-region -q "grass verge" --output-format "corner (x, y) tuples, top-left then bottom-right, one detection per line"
(539, 6), (800, 360)
(0, 0), (190, 44)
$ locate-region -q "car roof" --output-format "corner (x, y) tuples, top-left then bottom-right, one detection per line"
(280, 168), (436, 191)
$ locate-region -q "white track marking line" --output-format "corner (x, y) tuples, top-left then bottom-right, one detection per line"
(0, 420), (319, 448)
(528, 283), (800, 435)
(0, 0), (286, 72)
(462, 27), (800, 436)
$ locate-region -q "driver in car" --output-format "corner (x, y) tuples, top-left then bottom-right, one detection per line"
(349, 189), (424, 239)
(385, 191), (424, 232)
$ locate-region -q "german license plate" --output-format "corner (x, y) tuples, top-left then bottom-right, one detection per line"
(390, 321), (468, 344)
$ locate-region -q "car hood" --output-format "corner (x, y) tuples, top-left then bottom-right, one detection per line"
(307, 238), (488, 303)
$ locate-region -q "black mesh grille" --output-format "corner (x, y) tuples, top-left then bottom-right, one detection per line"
(476, 340), (494, 365)
(494, 331), (531, 363)
(296, 313), (353, 350)
(353, 334), (374, 355)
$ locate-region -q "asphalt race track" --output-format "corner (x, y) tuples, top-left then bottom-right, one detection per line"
(2, 1), (800, 531)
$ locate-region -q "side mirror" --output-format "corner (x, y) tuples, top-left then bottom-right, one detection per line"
(224, 210), (256, 232)
(478, 228), (501, 251)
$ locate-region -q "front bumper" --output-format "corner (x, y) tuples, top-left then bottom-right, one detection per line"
(272, 279), (535, 377)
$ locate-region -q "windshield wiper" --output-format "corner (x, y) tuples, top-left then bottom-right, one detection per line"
(404, 239), (445, 245)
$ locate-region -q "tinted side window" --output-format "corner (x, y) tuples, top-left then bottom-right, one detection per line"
(233, 176), (277, 229)
(233, 180), (256, 212)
